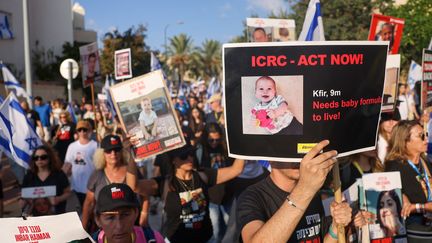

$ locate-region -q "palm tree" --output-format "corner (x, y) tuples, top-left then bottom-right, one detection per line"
(167, 34), (194, 88)
(191, 39), (222, 81)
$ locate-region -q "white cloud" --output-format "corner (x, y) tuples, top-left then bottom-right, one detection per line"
(247, 0), (286, 13)
(219, 2), (232, 18)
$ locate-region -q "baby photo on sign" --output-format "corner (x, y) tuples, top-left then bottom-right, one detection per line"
(241, 75), (303, 135)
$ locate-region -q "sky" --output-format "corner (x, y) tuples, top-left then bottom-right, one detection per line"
(75, 0), (292, 51)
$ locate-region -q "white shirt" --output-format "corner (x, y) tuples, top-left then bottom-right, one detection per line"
(64, 140), (97, 193)
(138, 110), (157, 126)
(398, 94), (414, 120)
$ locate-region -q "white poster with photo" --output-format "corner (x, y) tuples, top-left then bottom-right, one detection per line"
(0, 212), (94, 242)
(110, 70), (185, 161)
(382, 54), (401, 112)
(246, 17), (296, 42)
(21, 186), (56, 199)
(114, 48), (133, 80)
(79, 42), (101, 88)
(363, 172), (407, 242)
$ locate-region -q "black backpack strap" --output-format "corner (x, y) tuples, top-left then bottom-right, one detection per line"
(142, 226), (156, 243)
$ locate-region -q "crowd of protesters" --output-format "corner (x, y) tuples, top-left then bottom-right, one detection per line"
(1, 79), (432, 243)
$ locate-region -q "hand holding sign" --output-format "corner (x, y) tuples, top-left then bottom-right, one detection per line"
(297, 140), (337, 193)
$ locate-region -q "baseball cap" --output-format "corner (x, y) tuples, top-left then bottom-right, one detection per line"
(101, 135), (123, 151)
(96, 183), (139, 213)
(76, 120), (91, 130)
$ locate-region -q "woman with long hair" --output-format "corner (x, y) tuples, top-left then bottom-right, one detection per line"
(188, 107), (205, 144)
(21, 144), (71, 214)
(385, 120), (432, 241)
(127, 140), (245, 243)
(377, 112), (399, 163)
(51, 111), (76, 162)
(81, 134), (147, 231)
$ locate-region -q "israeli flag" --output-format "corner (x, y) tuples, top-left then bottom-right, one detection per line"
(207, 77), (221, 99)
(0, 12), (13, 39)
(298, 0), (325, 41)
(1, 63), (31, 100)
(102, 75), (117, 117)
(408, 60), (422, 89)
(0, 94), (12, 159)
(66, 103), (77, 124)
(150, 52), (162, 71)
(0, 93), (42, 169)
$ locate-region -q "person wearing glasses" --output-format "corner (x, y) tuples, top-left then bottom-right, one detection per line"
(196, 122), (232, 242)
(385, 120), (432, 241)
(51, 111), (76, 162)
(82, 135), (139, 231)
(127, 139), (245, 243)
(21, 144), (71, 214)
(63, 120), (97, 207)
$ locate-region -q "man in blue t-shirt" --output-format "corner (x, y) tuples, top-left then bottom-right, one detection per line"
(33, 96), (51, 142)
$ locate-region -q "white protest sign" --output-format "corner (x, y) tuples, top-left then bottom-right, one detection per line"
(21, 186), (56, 199)
(0, 212), (94, 242)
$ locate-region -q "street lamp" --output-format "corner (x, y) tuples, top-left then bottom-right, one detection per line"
(164, 21), (184, 58)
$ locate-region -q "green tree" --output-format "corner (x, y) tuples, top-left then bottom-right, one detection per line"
(191, 39), (222, 80)
(167, 33), (194, 86)
(381, 0), (432, 70)
(100, 24), (150, 78)
(287, 0), (393, 40)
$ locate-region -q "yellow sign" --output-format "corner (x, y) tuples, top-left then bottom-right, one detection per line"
(297, 143), (317, 154)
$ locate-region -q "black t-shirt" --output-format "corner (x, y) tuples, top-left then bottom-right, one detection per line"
(154, 169), (217, 243)
(22, 170), (70, 214)
(385, 159), (432, 204)
(199, 145), (233, 204)
(237, 176), (324, 243)
(26, 110), (40, 130)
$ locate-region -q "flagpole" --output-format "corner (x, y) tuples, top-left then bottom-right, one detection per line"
(22, 0), (33, 107)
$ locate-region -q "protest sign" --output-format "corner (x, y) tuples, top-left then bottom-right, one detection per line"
(79, 42), (101, 88)
(97, 93), (110, 117)
(368, 13), (405, 54)
(246, 17), (296, 42)
(110, 70), (185, 160)
(382, 54), (401, 112)
(21, 186), (56, 199)
(421, 49), (432, 110)
(362, 172), (406, 242)
(223, 41), (388, 162)
(114, 48), (133, 80)
(0, 212), (94, 242)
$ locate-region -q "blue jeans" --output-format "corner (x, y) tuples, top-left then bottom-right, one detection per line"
(208, 202), (229, 243)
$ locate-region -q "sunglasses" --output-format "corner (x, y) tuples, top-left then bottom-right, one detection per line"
(104, 148), (122, 154)
(178, 151), (194, 160)
(208, 138), (221, 144)
(419, 132), (428, 141)
(33, 154), (48, 161)
(77, 128), (88, 133)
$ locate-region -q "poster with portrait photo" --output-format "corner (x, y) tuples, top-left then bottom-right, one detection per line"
(363, 172), (407, 242)
(246, 18), (296, 42)
(421, 49), (432, 110)
(79, 42), (101, 88)
(382, 54), (401, 112)
(97, 93), (109, 117)
(110, 70), (185, 161)
(114, 48), (133, 80)
(223, 41), (388, 162)
(368, 14), (405, 55)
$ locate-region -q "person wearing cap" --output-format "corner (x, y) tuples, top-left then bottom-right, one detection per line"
(82, 135), (147, 231)
(205, 93), (224, 128)
(93, 183), (165, 243)
(127, 141), (245, 243)
(62, 120), (97, 207)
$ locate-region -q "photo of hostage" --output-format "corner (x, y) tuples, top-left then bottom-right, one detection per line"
(138, 97), (159, 141)
(250, 76), (302, 135)
(376, 190), (406, 237)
